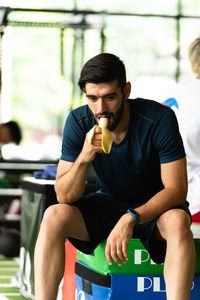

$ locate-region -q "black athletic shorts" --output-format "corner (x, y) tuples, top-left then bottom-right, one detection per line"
(68, 192), (191, 264)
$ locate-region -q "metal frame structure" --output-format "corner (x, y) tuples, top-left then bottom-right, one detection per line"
(0, 3), (200, 77)
(0, 3), (200, 120)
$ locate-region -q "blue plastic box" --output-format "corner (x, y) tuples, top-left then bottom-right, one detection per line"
(75, 261), (200, 299)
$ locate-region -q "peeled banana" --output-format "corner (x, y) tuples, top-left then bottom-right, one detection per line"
(88, 118), (113, 154)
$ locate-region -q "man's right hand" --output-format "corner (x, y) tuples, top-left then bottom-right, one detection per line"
(81, 126), (104, 163)
(55, 127), (103, 204)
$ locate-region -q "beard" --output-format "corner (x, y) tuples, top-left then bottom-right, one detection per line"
(109, 99), (124, 131)
(95, 97), (125, 131)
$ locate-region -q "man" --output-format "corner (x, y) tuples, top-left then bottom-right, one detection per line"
(0, 121), (22, 145)
(164, 36), (200, 220)
(34, 53), (195, 300)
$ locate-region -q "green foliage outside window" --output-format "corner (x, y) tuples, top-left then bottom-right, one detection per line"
(1, 0), (200, 159)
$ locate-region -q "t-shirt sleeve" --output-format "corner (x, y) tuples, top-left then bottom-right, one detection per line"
(152, 107), (185, 164)
(60, 112), (85, 162)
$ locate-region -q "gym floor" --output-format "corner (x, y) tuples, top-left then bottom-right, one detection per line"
(0, 255), (26, 300)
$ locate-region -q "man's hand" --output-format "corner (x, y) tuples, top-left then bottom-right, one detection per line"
(81, 127), (103, 163)
(105, 213), (135, 266)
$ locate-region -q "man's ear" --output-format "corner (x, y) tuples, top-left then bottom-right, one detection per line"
(82, 87), (86, 94)
(124, 81), (131, 99)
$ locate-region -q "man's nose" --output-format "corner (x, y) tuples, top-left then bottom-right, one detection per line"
(97, 98), (107, 113)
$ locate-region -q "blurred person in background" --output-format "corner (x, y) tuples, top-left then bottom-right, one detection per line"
(163, 36), (200, 220)
(0, 121), (22, 145)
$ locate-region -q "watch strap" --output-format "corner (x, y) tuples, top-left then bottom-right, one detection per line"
(127, 208), (139, 224)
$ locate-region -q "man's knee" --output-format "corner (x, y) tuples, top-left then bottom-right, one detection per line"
(157, 209), (192, 240)
(41, 204), (71, 233)
(167, 209), (190, 229)
(40, 203), (88, 240)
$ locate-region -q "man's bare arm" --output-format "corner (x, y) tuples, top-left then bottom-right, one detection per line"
(105, 157), (188, 265)
(55, 127), (103, 204)
(55, 159), (87, 204)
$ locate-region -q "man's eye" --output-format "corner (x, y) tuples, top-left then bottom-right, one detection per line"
(88, 97), (97, 102)
(106, 96), (115, 101)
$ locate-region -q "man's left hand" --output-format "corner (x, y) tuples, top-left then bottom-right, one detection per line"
(105, 213), (135, 266)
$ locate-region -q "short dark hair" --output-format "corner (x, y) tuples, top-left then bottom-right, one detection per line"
(4, 121), (22, 145)
(78, 53), (127, 91)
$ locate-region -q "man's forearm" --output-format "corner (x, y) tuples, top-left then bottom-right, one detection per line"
(134, 186), (187, 224)
(55, 154), (89, 204)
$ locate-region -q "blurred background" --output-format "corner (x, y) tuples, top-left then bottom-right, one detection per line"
(0, 0), (200, 161)
(0, 1), (200, 298)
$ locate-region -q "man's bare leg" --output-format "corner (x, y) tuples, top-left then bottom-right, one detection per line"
(157, 209), (196, 300)
(34, 204), (90, 300)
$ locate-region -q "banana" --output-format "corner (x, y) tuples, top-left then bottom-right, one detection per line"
(88, 117), (113, 154)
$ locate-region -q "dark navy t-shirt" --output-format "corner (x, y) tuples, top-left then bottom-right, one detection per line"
(61, 98), (185, 205)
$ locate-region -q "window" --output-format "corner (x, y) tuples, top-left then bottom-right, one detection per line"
(0, 1), (199, 160)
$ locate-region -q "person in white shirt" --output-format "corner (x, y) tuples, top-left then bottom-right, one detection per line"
(164, 37), (200, 218)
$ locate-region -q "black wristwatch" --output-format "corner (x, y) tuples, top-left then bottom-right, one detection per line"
(127, 208), (139, 224)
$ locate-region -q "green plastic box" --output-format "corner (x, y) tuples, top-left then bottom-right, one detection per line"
(78, 239), (163, 275)
(78, 238), (200, 275)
